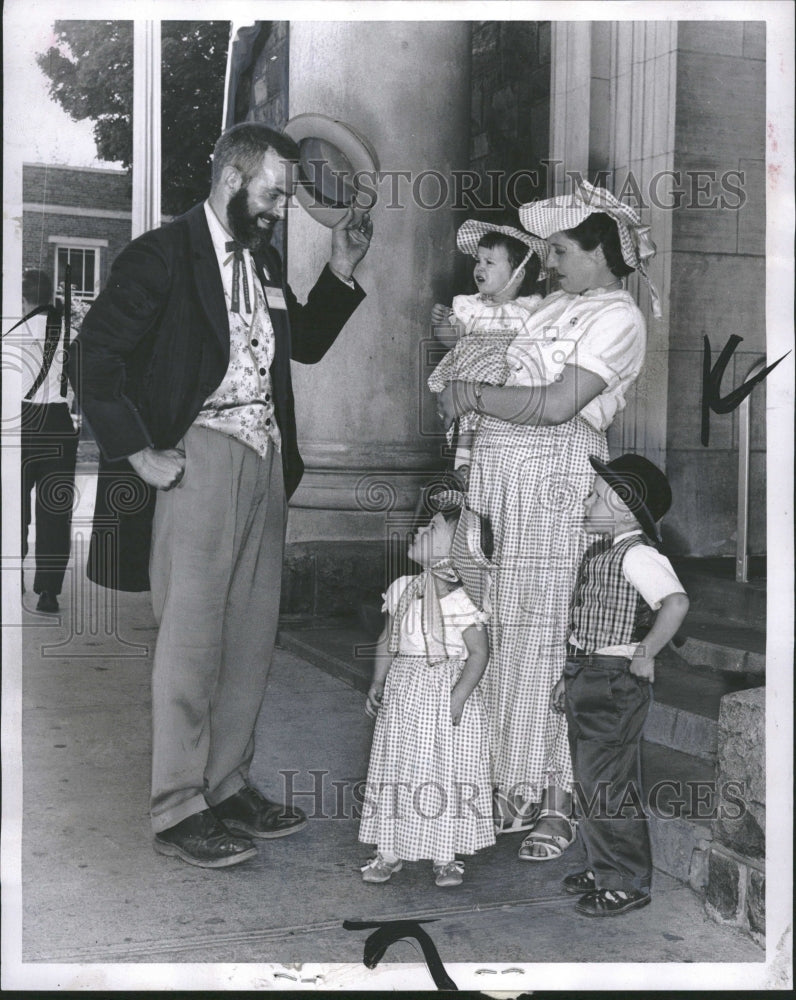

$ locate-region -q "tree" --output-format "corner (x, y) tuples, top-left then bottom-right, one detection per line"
(37, 21), (230, 216)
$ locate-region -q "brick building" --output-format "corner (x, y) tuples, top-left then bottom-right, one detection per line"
(22, 163), (132, 301)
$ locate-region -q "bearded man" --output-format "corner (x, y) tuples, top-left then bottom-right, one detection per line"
(68, 123), (372, 868)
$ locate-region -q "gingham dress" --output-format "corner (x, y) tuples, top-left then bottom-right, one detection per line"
(358, 576), (495, 861)
(428, 295), (542, 440)
(467, 290), (646, 802)
(469, 417), (608, 802)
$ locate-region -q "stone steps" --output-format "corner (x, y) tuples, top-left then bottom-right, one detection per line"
(672, 615), (765, 676)
(641, 742), (716, 892)
(277, 622), (374, 694)
(643, 646), (763, 761)
(672, 557), (766, 629)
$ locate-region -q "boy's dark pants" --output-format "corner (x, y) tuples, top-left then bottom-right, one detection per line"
(564, 651), (652, 894)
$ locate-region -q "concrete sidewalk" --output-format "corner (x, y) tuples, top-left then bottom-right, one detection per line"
(9, 473), (770, 988)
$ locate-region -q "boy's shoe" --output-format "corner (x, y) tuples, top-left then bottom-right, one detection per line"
(361, 854), (403, 883)
(574, 887), (651, 917)
(433, 860), (464, 887)
(562, 868), (596, 895)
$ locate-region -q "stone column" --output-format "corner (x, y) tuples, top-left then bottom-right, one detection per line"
(277, 22), (471, 616)
(602, 20), (677, 470)
(549, 21), (676, 470)
(286, 21), (472, 549)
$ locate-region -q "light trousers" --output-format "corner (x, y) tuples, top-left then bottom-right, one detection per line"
(148, 425), (286, 833)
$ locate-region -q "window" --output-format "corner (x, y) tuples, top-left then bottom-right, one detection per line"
(55, 245), (100, 301)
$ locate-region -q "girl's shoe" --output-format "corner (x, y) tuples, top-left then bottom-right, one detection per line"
(433, 860), (464, 887)
(361, 854), (403, 883)
(517, 809), (577, 861)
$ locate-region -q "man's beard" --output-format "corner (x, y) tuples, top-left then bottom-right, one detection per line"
(226, 186), (277, 253)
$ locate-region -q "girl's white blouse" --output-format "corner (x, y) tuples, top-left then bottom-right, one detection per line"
(503, 287), (647, 432)
(382, 575), (487, 658)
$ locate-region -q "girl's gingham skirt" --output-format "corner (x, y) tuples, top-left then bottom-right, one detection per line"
(468, 415), (609, 802)
(359, 654), (495, 862)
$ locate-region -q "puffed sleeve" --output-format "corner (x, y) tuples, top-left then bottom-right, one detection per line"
(445, 587), (489, 629)
(381, 576), (413, 616)
(569, 300), (646, 387)
(505, 296), (645, 389)
(451, 294), (481, 331)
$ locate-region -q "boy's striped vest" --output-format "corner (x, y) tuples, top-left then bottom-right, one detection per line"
(570, 534), (655, 653)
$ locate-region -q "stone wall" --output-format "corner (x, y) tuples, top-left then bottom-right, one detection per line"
(470, 21), (550, 211)
(665, 22), (766, 556)
(704, 686), (765, 944)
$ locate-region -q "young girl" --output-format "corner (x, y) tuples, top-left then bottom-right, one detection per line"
(358, 495), (494, 887)
(428, 220), (548, 478)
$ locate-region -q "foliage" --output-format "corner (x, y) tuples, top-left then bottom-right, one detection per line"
(37, 21), (230, 215)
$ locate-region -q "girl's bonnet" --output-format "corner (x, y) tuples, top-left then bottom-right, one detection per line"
(457, 219), (548, 294)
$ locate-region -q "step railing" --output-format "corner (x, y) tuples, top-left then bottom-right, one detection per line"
(736, 355), (767, 582)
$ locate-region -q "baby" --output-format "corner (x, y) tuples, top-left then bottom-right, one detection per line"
(428, 220), (547, 479)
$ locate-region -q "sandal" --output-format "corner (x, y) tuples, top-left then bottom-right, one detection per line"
(517, 809), (577, 862)
(493, 790), (541, 835)
(574, 888), (651, 917)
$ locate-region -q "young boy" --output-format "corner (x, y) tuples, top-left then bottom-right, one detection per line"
(551, 454), (689, 917)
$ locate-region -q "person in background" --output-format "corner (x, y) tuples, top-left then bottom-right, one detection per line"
(20, 268), (80, 614)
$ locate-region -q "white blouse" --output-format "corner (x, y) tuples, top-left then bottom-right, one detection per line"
(503, 287), (646, 432)
(382, 575), (487, 658)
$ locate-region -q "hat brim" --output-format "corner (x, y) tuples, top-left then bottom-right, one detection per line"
(283, 113), (379, 228)
(519, 182), (643, 271)
(429, 488), (494, 610)
(589, 456), (660, 541)
(456, 220), (548, 279)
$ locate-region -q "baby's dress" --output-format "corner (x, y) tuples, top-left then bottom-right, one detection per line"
(428, 294), (543, 440)
(358, 575), (496, 861)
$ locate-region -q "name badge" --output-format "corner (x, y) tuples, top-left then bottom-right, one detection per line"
(264, 286), (287, 311)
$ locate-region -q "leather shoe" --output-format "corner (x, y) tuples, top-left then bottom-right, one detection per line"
(211, 785), (307, 839)
(36, 591), (59, 614)
(154, 808), (257, 868)
(562, 868), (596, 895)
(575, 887), (651, 917)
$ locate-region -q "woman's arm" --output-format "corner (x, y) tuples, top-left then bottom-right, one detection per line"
(438, 365), (607, 428)
(450, 624), (489, 726)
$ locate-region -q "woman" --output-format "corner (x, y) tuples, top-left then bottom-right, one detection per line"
(437, 180), (659, 861)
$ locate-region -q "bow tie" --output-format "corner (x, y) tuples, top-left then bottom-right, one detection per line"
(225, 240), (251, 313)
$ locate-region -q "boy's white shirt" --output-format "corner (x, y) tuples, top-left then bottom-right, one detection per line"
(571, 528), (687, 659)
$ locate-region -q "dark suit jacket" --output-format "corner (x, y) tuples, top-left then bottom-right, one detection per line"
(68, 203), (365, 590)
